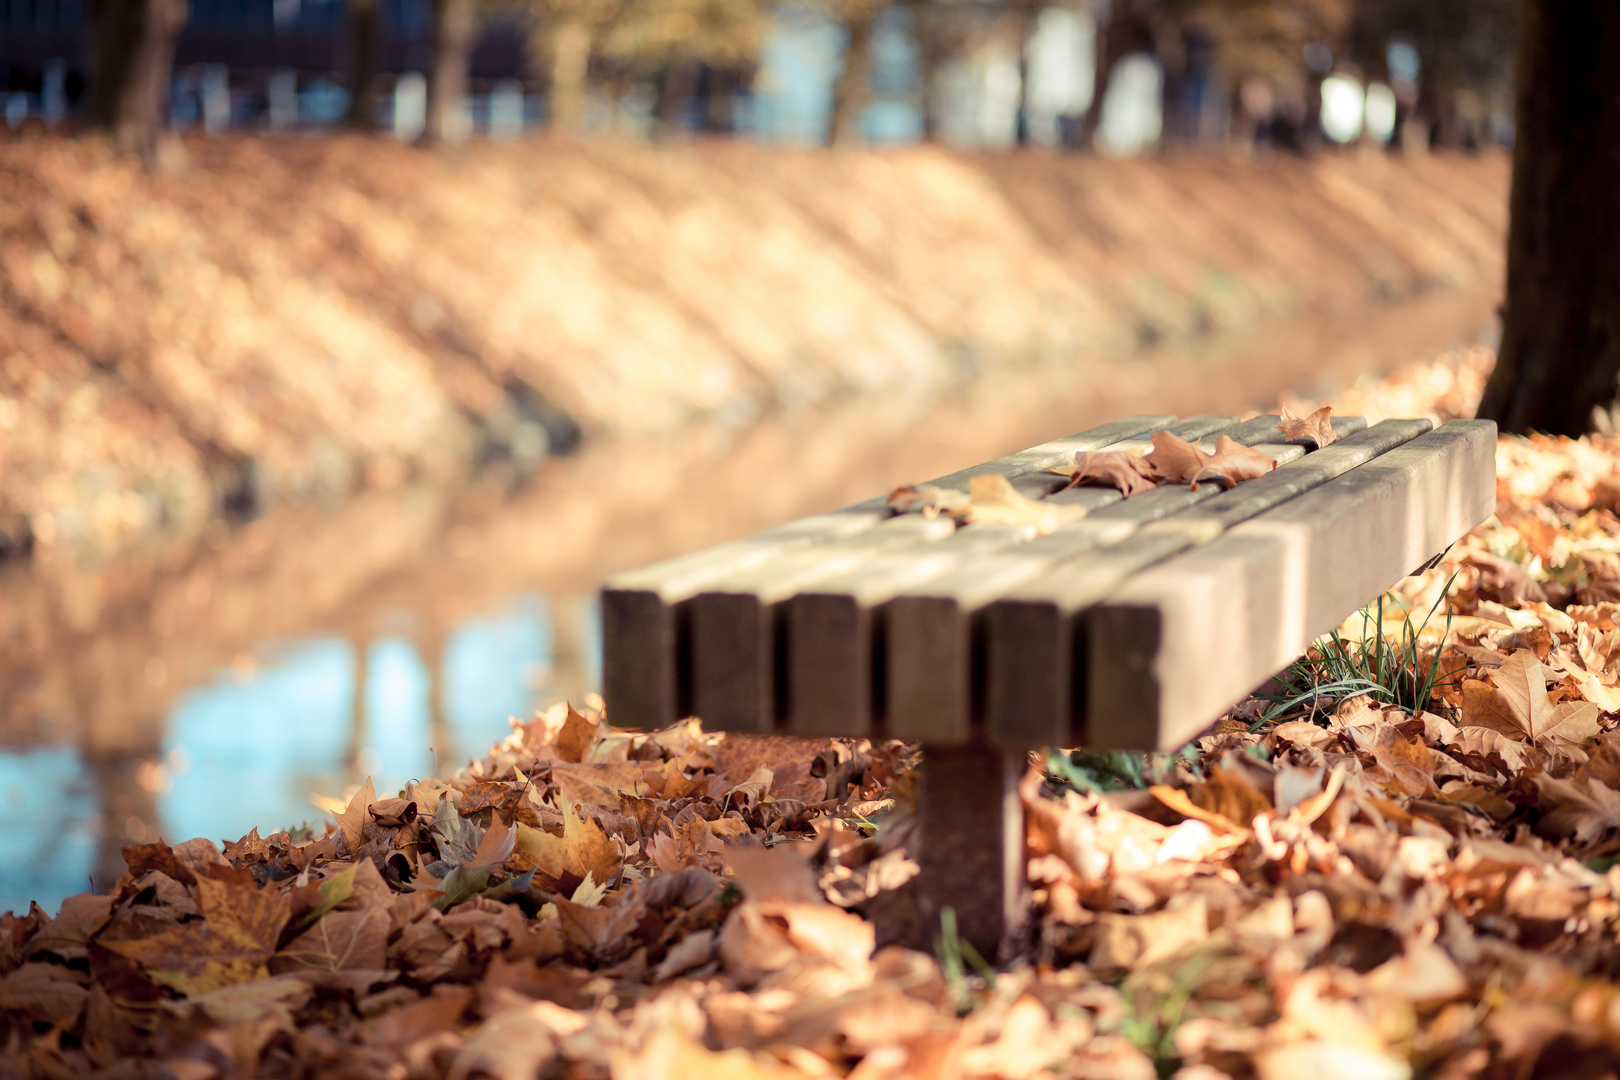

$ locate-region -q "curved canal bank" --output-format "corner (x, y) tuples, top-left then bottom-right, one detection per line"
(0, 136), (1507, 558)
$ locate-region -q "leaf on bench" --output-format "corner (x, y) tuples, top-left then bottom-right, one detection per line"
(1145, 432), (1276, 490)
(1057, 449), (1161, 498)
(886, 484), (971, 519)
(1277, 404), (1340, 449)
(965, 474), (1087, 534)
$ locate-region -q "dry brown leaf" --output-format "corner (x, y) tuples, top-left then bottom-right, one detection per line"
(101, 877), (291, 997)
(1276, 404), (1340, 450)
(555, 704), (599, 764)
(1060, 449), (1161, 498)
(887, 483), (971, 519)
(1143, 430), (1211, 483)
(332, 776), (376, 855)
(512, 796), (621, 888)
(1195, 435), (1277, 488)
(963, 474), (1086, 534)
(1460, 649), (1601, 746)
(1144, 431), (1274, 489)
(1535, 775), (1620, 844)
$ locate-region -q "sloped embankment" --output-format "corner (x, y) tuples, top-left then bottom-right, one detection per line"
(0, 136), (1507, 554)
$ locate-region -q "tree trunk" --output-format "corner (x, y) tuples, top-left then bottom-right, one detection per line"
(1477, 1), (1620, 436)
(1077, 3), (1121, 150)
(545, 16), (592, 134)
(1012, 5), (1034, 145)
(656, 53), (697, 139)
(85, 0), (189, 162)
(342, 0), (380, 129)
(426, 0), (478, 145)
(905, 0), (941, 141)
(829, 12), (875, 145)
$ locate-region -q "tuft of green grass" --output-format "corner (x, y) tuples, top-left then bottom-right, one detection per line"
(1117, 954), (1213, 1078)
(934, 907), (996, 1015)
(1046, 746), (1198, 795)
(1251, 574), (1468, 731)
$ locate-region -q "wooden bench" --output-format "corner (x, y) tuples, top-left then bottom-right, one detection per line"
(600, 413), (1497, 956)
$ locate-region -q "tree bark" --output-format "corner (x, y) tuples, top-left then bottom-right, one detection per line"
(1477, 1), (1620, 436)
(426, 0), (478, 145)
(342, 0), (380, 129)
(828, 11), (876, 145)
(545, 16), (592, 134)
(85, 0), (189, 162)
(1077, 2), (1122, 150)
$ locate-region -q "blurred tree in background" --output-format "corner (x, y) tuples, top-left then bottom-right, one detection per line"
(84, 0), (189, 160)
(1477, 1), (1620, 436)
(523, 0), (621, 134)
(600, 0), (768, 136)
(818, 0), (889, 143)
(63, 0), (1526, 155)
(428, 0), (483, 142)
(343, 0), (382, 129)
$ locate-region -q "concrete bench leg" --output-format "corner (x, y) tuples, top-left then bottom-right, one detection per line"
(916, 742), (1028, 962)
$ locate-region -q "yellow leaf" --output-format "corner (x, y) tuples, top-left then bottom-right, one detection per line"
(1461, 650), (1600, 746)
(512, 796), (620, 886)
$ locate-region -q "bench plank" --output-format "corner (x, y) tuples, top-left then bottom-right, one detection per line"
(980, 418), (1434, 747)
(775, 417), (1251, 739)
(602, 414), (1175, 729)
(688, 416), (1242, 736)
(881, 415), (1368, 743)
(1085, 418), (1495, 750)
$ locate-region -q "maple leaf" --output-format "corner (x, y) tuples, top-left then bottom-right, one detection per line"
(554, 704), (599, 763)
(329, 776), (375, 855)
(512, 796), (621, 889)
(102, 877), (291, 997)
(1059, 449), (1161, 498)
(887, 483), (970, 519)
(1535, 775), (1620, 844)
(1143, 432), (1274, 490)
(1194, 436), (1276, 488)
(428, 793), (485, 867)
(274, 861), (392, 975)
(467, 815), (517, 869)
(1143, 430), (1209, 483)
(1276, 404), (1340, 449)
(964, 473), (1087, 534)
(1460, 649), (1600, 746)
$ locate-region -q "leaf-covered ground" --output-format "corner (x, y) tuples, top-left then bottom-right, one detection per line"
(17, 347), (1620, 1079)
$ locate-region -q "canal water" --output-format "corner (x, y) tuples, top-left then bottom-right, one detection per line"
(0, 288), (1495, 914)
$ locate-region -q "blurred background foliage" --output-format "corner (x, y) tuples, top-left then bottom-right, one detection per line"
(1, 0), (1518, 158)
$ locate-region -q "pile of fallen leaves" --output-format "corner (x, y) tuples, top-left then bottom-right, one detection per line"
(23, 375), (1620, 1077)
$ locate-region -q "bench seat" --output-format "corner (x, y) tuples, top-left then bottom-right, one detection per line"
(600, 413), (1496, 956)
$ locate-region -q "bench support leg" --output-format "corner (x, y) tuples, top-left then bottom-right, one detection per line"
(916, 742), (1027, 963)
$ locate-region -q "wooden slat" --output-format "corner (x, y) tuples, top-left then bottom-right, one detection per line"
(883, 416), (1369, 743)
(689, 514), (956, 733)
(601, 414), (1176, 729)
(1085, 419), (1496, 751)
(978, 418), (1434, 748)
(775, 417), (1248, 739)
(687, 416), (1239, 735)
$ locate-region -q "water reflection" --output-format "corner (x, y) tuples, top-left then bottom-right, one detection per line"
(0, 595), (584, 916)
(0, 748), (98, 909)
(0, 287), (1495, 917)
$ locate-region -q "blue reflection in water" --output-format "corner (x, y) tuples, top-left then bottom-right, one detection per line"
(156, 599), (551, 848)
(443, 596), (549, 769)
(161, 638), (355, 842)
(0, 747), (99, 916)
(0, 599), (559, 915)
(361, 638), (433, 794)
